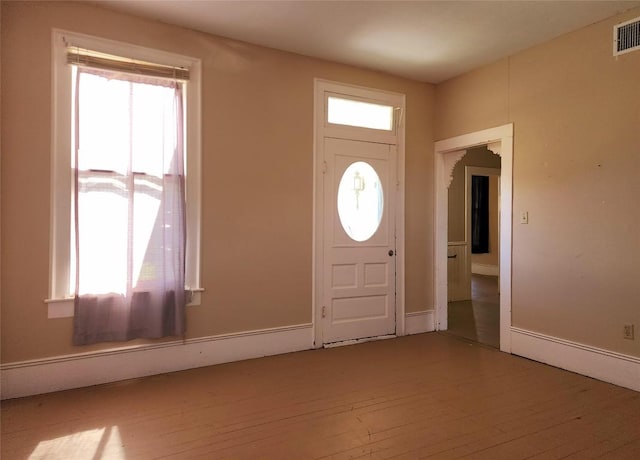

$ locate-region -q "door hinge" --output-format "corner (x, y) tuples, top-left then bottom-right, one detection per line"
(322, 305), (327, 318)
(322, 161), (328, 174)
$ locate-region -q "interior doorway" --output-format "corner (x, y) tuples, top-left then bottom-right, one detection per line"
(446, 150), (501, 347)
(434, 124), (513, 353)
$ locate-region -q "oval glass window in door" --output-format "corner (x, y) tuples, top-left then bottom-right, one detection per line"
(337, 161), (384, 242)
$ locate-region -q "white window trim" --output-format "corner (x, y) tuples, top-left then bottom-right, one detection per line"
(48, 29), (203, 318)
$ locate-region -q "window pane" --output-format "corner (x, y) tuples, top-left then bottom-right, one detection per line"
(337, 161), (384, 242)
(132, 175), (162, 288)
(77, 73), (130, 172)
(327, 96), (394, 131)
(76, 171), (128, 295)
(131, 83), (178, 177)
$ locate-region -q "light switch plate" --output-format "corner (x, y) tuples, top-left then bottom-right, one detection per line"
(623, 324), (635, 340)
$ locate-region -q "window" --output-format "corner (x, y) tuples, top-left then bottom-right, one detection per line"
(337, 161), (384, 242)
(49, 30), (202, 319)
(327, 96), (394, 131)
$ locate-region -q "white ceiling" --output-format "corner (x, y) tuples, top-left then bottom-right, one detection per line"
(94, 0), (640, 83)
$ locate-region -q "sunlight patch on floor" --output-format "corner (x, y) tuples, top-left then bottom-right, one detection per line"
(30, 426), (124, 460)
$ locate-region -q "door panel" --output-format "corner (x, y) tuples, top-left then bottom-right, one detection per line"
(323, 137), (396, 343)
(331, 295), (388, 322)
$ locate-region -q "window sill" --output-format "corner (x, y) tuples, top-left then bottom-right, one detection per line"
(45, 288), (205, 319)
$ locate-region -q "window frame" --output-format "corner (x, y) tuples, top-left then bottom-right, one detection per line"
(48, 29), (203, 318)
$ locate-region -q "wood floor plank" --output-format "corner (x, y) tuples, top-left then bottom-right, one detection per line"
(2, 333), (639, 459)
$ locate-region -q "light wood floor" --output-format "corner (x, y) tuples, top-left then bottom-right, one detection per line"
(448, 275), (500, 348)
(2, 333), (640, 459)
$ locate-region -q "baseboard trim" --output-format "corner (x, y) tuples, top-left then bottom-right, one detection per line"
(405, 309), (436, 335)
(1, 323), (313, 400)
(471, 263), (499, 276)
(511, 327), (640, 392)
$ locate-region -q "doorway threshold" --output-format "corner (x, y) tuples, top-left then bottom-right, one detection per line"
(323, 334), (396, 348)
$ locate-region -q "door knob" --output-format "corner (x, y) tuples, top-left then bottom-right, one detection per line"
(388, 250), (395, 256)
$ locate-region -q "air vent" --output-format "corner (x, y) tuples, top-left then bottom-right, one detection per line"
(614, 17), (640, 55)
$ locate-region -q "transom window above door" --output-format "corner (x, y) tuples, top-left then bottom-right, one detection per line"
(327, 96), (395, 131)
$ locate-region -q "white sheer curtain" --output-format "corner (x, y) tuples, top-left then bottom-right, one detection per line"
(72, 67), (186, 345)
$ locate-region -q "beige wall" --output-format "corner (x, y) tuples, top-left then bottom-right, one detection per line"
(437, 8), (640, 357)
(0, 2), (435, 362)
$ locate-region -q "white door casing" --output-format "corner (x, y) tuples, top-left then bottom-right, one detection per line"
(323, 138), (397, 343)
(313, 79), (405, 347)
(434, 124), (513, 353)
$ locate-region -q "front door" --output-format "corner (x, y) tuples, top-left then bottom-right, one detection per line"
(322, 137), (396, 343)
